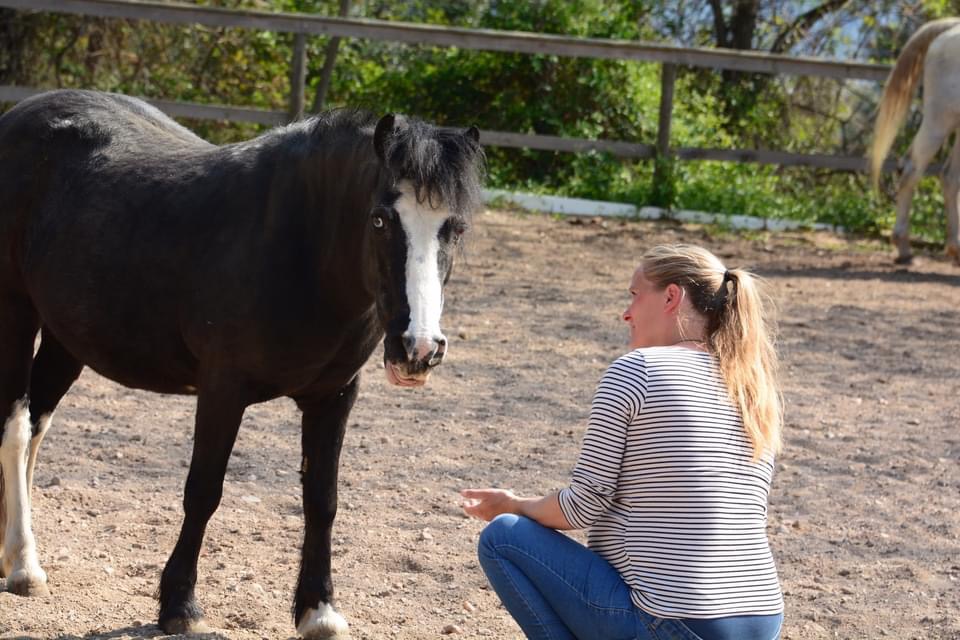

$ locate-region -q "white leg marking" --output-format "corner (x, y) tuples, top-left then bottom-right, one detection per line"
(396, 182), (448, 358)
(297, 602), (349, 639)
(0, 398), (48, 594)
(26, 413), (52, 502)
(0, 445), (4, 569)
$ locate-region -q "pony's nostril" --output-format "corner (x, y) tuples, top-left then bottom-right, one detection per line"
(428, 336), (446, 366)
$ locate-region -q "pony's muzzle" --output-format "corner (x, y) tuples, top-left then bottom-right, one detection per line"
(402, 332), (447, 368)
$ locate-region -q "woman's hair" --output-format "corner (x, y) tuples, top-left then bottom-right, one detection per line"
(640, 245), (783, 460)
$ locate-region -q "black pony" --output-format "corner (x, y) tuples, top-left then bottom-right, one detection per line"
(0, 89), (483, 638)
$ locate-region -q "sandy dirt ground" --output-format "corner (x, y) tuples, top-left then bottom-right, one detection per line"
(1, 208), (958, 640)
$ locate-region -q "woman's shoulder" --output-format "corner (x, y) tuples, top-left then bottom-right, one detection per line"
(599, 351), (649, 411)
(602, 350), (649, 389)
(609, 348), (647, 372)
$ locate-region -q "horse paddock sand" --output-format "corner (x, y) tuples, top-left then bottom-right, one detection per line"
(1, 208), (958, 640)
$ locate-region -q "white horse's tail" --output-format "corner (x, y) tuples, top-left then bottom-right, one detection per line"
(870, 18), (960, 189)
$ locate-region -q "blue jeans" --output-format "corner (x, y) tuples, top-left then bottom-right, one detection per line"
(477, 514), (783, 640)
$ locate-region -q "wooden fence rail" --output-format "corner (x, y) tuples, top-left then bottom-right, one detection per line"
(0, 0), (892, 80)
(0, 0), (901, 173)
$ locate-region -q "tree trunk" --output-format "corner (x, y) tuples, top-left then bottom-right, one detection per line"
(312, 0), (351, 113)
(0, 10), (33, 85)
(708, 0), (850, 131)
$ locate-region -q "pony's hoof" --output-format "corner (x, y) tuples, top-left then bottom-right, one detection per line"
(6, 569), (50, 596)
(159, 600), (208, 635)
(893, 254), (914, 265)
(297, 602), (349, 639)
(159, 615), (210, 635)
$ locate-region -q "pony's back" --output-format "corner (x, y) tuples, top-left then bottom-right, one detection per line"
(0, 90), (214, 243)
(0, 90), (208, 155)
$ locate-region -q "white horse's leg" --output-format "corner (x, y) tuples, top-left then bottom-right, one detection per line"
(894, 121), (949, 263)
(943, 136), (960, 265)
(0, 398), (49, 595)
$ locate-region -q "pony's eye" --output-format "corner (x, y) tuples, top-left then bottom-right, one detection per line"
(371, 205), (392, 229)
(442, 218), (467, 240)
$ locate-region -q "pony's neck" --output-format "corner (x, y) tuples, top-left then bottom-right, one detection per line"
(265, 121), (384, 301)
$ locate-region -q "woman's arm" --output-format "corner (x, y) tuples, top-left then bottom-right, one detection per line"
(460, 488), (574, 530)
(462, 356), (645, 532)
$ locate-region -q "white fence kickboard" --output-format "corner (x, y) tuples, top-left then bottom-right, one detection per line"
(483, 189), (843, 233)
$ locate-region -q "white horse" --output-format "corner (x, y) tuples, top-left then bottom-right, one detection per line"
(870, 18), (960, 266)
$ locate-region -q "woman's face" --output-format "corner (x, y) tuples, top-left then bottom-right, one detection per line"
(622, 267), (668, 349)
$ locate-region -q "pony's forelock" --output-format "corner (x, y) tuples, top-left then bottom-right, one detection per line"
(381, 119), (485, 219)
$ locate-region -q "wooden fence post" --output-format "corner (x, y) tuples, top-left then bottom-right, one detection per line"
(656, 63), (676, 158)
(289, 32), (307, 122)
(652, 63), (677, 205)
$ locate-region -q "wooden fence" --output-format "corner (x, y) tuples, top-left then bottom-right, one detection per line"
(0, 0), (900, 173)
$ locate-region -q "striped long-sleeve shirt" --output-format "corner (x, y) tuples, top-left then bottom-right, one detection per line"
(557, 347), (784, 619)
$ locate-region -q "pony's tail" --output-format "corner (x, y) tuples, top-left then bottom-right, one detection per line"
(870, 18), (960, 190)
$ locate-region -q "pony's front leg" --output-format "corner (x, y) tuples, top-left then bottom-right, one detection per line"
(158, 381), (247, 634)
(292, 376), (359, 640)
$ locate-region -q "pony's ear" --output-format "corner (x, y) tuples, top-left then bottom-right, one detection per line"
(374, 113), (396, 162)
(464, 125), (480, 143)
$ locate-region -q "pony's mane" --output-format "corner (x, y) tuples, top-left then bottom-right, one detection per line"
(253, 108), (377, 158)
(307, 108), (380, 136)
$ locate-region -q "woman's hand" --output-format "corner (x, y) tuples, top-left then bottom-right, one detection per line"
(461, 488), (575, 530)
(460, 488), (519, 521)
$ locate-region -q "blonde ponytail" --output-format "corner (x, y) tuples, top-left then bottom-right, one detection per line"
(709, 269), (783, 459)
(640, 245), (783, 460)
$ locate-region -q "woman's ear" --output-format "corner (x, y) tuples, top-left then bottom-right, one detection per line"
(663, 283), (684, 315)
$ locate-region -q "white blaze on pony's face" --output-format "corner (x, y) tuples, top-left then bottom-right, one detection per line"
(369, 113), (481, 386)
(398, 184), (448, 350)
(382, 181), (453, 387)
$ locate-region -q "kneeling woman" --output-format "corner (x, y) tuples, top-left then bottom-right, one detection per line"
(462, 245), (784, 640)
